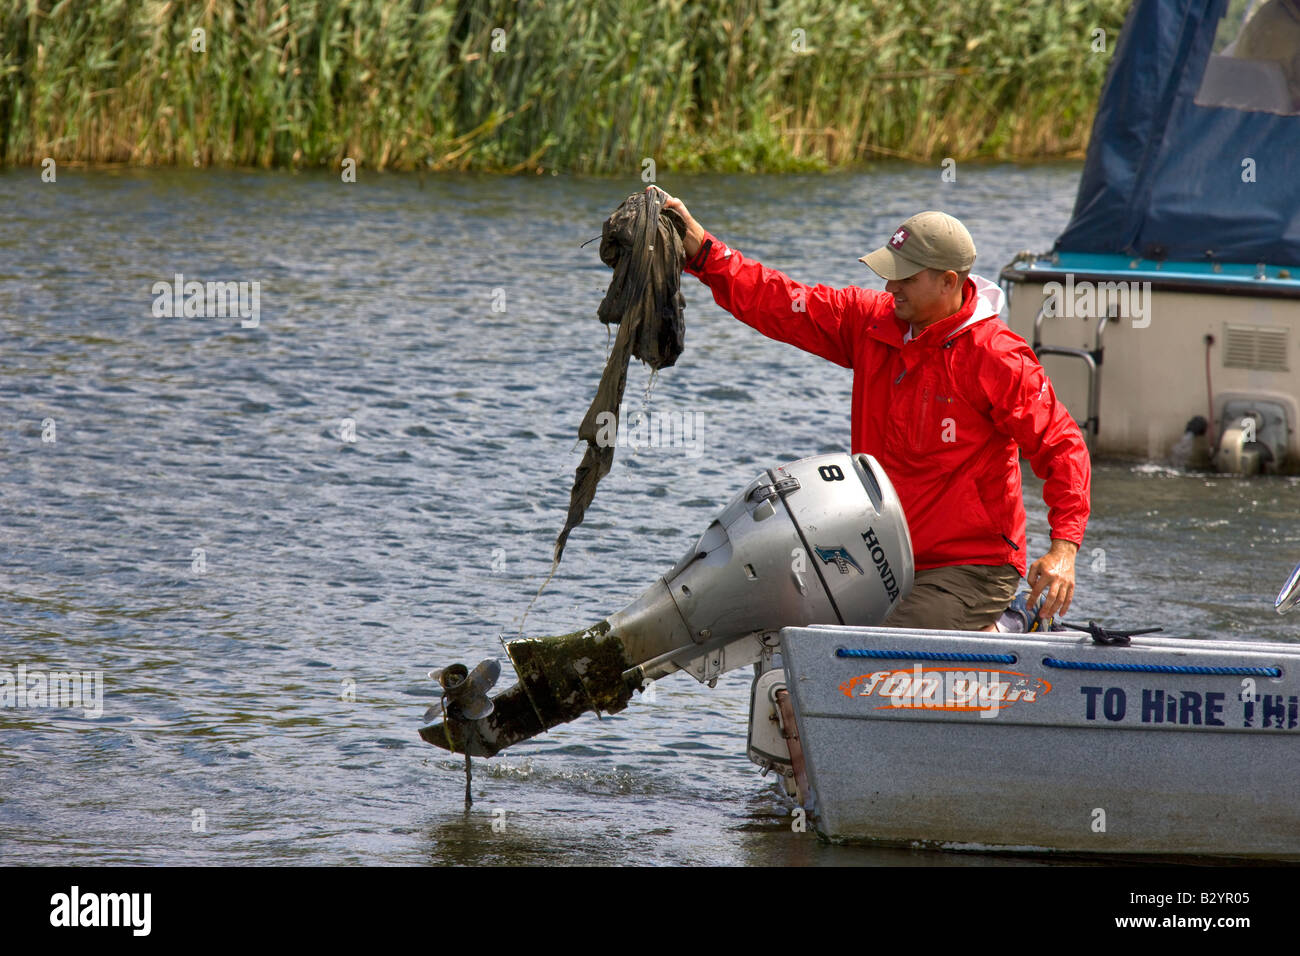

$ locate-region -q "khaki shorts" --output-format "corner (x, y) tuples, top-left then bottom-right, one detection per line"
(882, 564), (1021, 632)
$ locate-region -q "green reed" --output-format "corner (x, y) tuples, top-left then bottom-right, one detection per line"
(0, 0), (1130, 173)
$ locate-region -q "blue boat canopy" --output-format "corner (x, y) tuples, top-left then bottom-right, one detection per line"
(1056, 0), (1300, 267)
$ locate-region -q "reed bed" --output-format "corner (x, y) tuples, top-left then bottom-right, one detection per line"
(0, 0), (1130, 173)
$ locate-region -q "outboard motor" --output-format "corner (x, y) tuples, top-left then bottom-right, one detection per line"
(420, 452), (913, 756)
(1214, 396), (1293, 475)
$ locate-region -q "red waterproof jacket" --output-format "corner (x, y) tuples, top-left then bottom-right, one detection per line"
(684, 233), (1091, 576)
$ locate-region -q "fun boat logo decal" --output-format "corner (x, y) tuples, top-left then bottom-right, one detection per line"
(840, 666), (1052, 712)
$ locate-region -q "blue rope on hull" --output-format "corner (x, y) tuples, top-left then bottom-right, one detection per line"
(1042, 658), (1281, 677)
(832, 649), (1283, 677)
(835, 649), (1017, 664)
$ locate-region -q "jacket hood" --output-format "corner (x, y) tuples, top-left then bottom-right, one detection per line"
(971, 273), (1005, 321)
(943, 273), (1005, 339)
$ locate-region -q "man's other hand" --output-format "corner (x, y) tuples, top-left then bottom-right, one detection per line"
(1026, 539), (1078, 622)
(650, 187), (706, 259)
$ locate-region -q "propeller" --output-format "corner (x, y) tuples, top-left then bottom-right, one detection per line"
(422, 660), (501, 724)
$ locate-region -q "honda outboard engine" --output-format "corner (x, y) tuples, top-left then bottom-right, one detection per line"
(420, 452), (913, 756)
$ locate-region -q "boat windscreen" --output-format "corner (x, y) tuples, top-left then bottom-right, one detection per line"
(1194, 0), (1300, 116)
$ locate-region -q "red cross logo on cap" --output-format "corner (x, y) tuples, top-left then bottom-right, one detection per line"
(890, 228), (909, 249)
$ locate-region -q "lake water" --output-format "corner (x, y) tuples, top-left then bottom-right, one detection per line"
(2, 165), (1297, 865)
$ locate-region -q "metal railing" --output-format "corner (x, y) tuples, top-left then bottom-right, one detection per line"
(1031, 303), (1112, 449)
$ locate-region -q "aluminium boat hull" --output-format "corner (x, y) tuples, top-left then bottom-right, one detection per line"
(781, 624), (1300, 858)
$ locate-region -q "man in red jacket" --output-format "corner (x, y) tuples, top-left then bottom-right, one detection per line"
(658, 192), (1091, 631)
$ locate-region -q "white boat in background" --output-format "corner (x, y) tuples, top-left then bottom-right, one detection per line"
(999, 0), (1300, 474)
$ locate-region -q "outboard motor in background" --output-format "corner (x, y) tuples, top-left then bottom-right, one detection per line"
(420, 452), (913, 756)
(1214, 395), (1294, 475)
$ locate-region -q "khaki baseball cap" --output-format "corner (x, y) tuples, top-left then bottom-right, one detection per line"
(859, 211), (977, 280)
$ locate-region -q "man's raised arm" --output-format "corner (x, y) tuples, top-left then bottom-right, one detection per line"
(657, 188), (881, 369)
